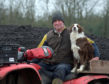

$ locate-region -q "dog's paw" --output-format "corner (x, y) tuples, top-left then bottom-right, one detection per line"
(71, 67), (77, 73)
(77, 46), (80, 49)
(77, 65), (85, 72)
(71, 69), (75, 73)
(77, 68), (83, 72)
(72, 46), (80, 50)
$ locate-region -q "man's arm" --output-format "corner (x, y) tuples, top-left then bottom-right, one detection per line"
(37, 34), (48, 48)
(90, 43), (100, 61)
(87, 37), (100, 61)
(92, 43), (100, 58)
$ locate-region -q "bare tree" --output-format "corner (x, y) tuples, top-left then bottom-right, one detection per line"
(52, 0), (100, 25)
(103, 0), (109, 37)
(0, 0), (5, 24)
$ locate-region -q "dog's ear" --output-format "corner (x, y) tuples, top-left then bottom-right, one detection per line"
(77, 24), (83, 33)
(69, 24), (74, 32)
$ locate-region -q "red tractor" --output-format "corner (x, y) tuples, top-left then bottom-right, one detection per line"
(0, 44), (109, 84)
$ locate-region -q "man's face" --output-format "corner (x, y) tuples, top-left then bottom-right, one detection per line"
(53, 20), (64, 31)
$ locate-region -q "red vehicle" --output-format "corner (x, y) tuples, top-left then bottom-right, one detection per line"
(1, 62), (109, 84)
(0, 45), (109, 84)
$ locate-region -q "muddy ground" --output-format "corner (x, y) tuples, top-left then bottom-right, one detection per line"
(0, 25), (109, 60)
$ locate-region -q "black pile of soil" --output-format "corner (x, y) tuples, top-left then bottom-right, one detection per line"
(0, 25), (50, 48)
(0, 25), (109, 60)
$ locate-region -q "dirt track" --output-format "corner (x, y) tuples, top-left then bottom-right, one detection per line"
(0, 25), (109, 60)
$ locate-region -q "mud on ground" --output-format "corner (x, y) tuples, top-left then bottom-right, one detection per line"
(0, 25), (109, 60)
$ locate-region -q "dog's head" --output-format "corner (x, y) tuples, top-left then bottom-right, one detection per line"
(70, 24), (83, 33)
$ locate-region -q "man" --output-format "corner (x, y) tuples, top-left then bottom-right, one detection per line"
(37, 12), (100, 84)
(37, 12), (73, 84)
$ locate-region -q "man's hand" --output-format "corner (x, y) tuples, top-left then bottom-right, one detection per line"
(90, 57), (99, 62)
(25, 46), (54, 60)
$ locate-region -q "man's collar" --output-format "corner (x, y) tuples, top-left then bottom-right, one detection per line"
(53, 27), (66, 37)
(54, 27), (66, 34)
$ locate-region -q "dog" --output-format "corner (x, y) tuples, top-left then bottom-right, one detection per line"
(70, 24), (94, 72)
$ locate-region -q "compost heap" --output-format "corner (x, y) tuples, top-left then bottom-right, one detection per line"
(0, 25), (109, 60)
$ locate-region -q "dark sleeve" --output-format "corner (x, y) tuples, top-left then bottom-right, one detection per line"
(92, 43), (100, 58)
(43, 41), (48, 46)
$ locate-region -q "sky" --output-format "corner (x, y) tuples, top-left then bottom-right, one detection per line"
(35, 0), (104, 16)
(88, 0), (104, 14)
(35, 0), (55, 16)
(2, 0), (105, 16)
